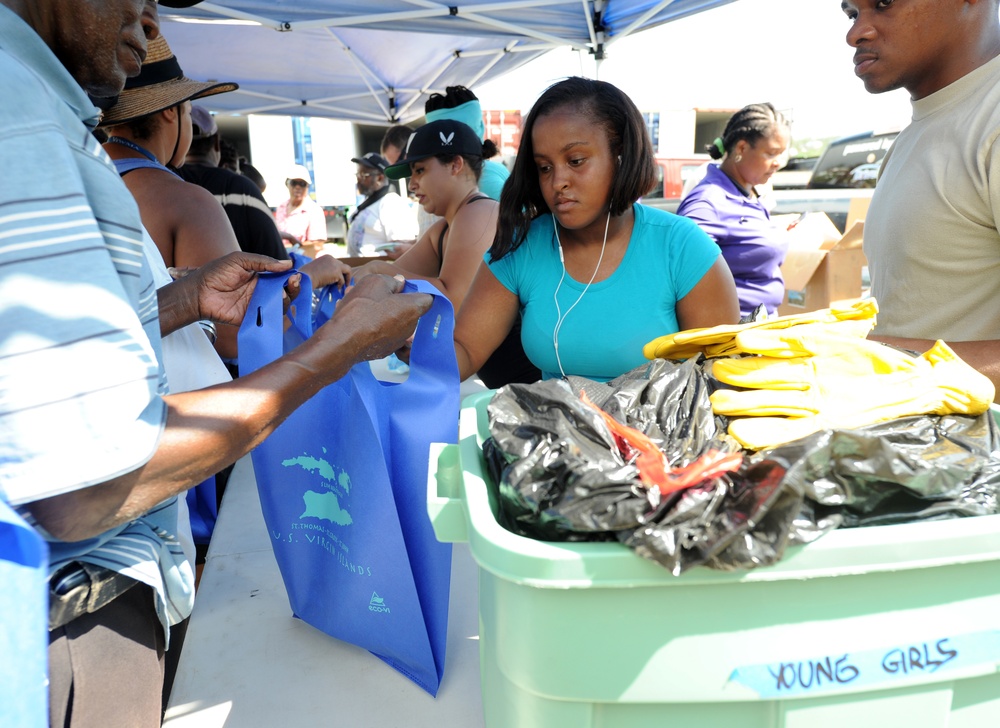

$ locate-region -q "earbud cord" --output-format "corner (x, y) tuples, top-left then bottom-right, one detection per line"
(552, 209), (612, 379)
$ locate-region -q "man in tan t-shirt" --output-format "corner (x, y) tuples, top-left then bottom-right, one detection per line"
(842, 0), (1000, 399)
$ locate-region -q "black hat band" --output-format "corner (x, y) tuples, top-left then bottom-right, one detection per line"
(124, 56), (185, 90)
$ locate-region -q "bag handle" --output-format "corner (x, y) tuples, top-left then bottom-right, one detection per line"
(242, 274), (457, 385)
(286, 270), (316, 341)
(285, 251), (325, 338)
(313, 281), (342, 329)
(311, 279), (457, 389)
(402, 279), (459, 389)
(237, 270), (300, 374)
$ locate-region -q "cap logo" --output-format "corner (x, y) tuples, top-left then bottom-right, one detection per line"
(439, 131), (455, 146)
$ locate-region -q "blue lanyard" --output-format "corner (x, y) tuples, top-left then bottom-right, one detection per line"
(107, 136), (159, 164)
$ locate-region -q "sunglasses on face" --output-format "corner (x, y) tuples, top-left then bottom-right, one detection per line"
(288, 179), (308, 188)
(356, 171), (376, 179)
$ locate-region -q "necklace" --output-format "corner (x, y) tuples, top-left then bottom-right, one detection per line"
(107, 136), (159, 164)
(551, 210), (611, 379)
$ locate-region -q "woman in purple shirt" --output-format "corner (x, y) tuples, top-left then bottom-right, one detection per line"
(678, 103), (791, 316)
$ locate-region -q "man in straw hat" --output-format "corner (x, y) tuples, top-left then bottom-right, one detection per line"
(0, 2), (432, 725)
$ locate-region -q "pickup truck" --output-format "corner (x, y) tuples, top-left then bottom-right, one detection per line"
(642, 129), (900, 232)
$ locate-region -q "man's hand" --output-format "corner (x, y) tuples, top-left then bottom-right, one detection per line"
(192, 252), (294, 326)
(314, 274), (432, 364)
(159, 252), (295, 337)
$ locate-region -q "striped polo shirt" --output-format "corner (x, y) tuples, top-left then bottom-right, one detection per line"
(0, 6), (195, 639)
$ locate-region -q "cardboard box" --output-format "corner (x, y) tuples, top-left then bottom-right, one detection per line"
(777, 213), (867, 316)
(846, 195), (871, 230)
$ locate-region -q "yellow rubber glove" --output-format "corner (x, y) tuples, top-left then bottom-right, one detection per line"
(710, 335), (995, 450)
(643, 298), (878, 361)
(706, 318), (876, 359)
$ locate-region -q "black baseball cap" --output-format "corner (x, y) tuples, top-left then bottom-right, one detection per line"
(384, 119), (483, 180)
(351, 152), (389, 173)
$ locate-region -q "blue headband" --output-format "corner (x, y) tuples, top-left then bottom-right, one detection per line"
(425, 99), (486, 141)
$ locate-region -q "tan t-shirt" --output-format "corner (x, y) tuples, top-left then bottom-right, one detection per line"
(865, 53), (1000, 341)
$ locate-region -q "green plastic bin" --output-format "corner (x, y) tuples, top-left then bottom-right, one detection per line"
(427, 391), (1000, 728)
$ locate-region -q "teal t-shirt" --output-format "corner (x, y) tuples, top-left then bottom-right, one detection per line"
(479, 159), (509, 200)
(488, 204), (720, 381)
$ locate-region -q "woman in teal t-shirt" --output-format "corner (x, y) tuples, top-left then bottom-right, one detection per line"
(453, 77), (740, 382)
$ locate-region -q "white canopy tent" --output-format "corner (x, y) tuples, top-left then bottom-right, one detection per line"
(159, 0), (739, 125)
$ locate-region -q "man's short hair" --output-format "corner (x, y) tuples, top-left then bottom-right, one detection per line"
(380, 124), (414, 155)
(219, 138), (240, 171)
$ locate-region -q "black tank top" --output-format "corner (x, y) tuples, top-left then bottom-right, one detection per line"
(435, 194), (491, 267)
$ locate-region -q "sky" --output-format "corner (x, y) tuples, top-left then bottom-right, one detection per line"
(474, 0), (915, 145)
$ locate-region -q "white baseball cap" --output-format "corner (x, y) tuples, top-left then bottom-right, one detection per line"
(286, 164), (313, 186)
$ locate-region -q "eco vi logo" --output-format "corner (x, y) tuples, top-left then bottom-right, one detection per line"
(369, 592), (390, 614)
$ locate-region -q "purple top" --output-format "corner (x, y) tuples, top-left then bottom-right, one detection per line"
(677, 164), (789, 316)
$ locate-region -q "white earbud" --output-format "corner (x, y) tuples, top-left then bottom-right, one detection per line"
(551, 211), (611, 379)
(553, 215), (565, 263)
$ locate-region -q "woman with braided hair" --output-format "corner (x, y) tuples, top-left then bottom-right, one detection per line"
(678, 102), (791, 317)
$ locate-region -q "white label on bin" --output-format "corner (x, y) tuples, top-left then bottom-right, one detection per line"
(729, 630), (1000, 698)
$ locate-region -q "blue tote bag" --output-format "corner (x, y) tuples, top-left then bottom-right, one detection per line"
(185, 474), (217, 545)
(0, 499), (48, 727)
(238, 272), (458, 695)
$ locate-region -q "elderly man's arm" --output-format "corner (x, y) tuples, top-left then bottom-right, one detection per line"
(27, 274), (432, 541)
(869, 334), (1000, 403)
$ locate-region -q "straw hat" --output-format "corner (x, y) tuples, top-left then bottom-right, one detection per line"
(99, 35), (237, 127)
